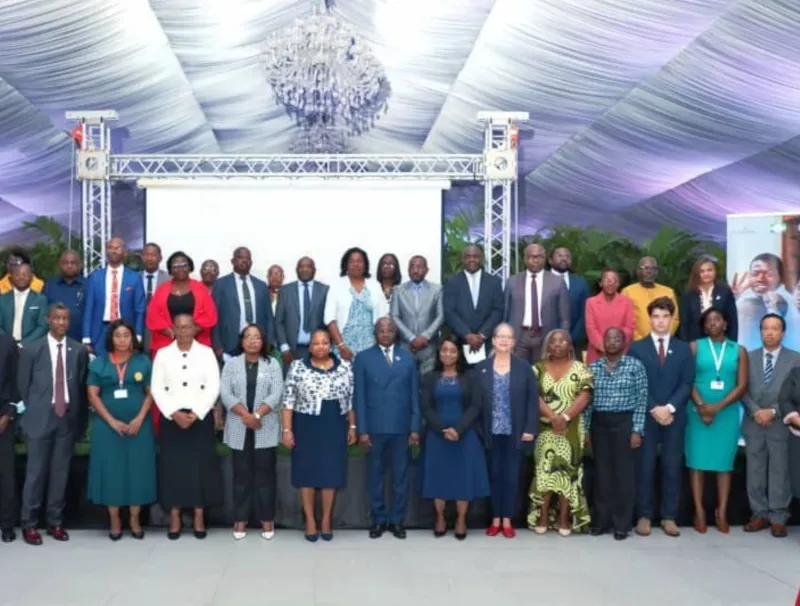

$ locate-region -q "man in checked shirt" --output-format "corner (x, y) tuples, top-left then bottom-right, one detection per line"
(586, 326), (648, 541)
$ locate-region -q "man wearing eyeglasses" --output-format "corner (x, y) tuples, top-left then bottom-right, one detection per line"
(0, 247), (44, 296)
(622, 256), (679, 342)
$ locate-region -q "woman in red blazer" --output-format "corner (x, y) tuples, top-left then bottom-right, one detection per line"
(147, 251), (218, 430)
(585, 269), (635, 364)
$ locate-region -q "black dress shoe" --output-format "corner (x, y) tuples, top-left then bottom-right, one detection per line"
(433, 528), (446, 538)
(109, 532), (122, 542)
(131, 530), (145, 540)
(388, 524), (406, 539)
(613, 531), (628, 541)
(1, 528), (16, 543)
(368, 524), (386, 539)
(589, 527), (607, 536)
(454, 531), (467, 541)
(167, 530), (181, 541)
(194, 529), (207, 540)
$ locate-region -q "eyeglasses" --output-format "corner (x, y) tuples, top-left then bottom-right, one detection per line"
(243, 335), (263, 342)
(172, 263), (189, 270)
(495, 334), (514, 340)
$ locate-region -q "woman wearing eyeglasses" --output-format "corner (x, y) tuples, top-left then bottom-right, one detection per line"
(146, 251), (218, 432)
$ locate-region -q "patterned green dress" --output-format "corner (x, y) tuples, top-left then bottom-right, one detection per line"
(527, 361), (593, 531)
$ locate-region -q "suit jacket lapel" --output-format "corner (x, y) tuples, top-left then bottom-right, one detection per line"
(754, 349), (765, 383)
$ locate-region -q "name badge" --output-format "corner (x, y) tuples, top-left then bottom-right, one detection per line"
(709, 380), (725, 391)
(114, 389), (129, 399)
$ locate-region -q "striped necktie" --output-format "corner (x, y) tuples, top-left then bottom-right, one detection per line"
(764, 352), (774, 385)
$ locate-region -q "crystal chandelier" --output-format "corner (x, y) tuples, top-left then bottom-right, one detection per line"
(265, 0), (391, 146)
(289, 122), (350, 154)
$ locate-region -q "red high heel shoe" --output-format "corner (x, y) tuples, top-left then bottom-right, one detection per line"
(485, 525), (501, 537)
(502, 526), (516, 539)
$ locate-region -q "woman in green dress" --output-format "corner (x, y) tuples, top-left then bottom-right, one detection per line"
(527, 329), (593, 536)
(87, 319), (157, 540)
(686, 308), (748, 533)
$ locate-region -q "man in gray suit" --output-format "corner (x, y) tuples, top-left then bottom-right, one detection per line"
(504, 244), (570, 362)
(741, 313), (800, 538)
(17, 303), (89, 545)
(390, 255), (443, 375)
(140, 242), (170, 352)
(275, 256), (329, 368)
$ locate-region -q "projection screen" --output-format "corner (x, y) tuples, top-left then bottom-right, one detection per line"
(142, 179), (448, 285)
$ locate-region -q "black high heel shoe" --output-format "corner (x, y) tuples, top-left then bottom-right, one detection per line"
(108, 532), (122, 542)
(193, 529), (207, 540)
(131, 529), (145, 540)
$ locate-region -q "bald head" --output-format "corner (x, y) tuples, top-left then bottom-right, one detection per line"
(106, 238), (125, 266)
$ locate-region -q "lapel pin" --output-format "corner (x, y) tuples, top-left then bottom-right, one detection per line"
(668, 350), (673, 355)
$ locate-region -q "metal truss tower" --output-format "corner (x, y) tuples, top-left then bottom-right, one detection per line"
(67, 111), (528, 283)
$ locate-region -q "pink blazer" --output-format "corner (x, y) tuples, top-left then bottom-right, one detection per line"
(585, 293), (635, 363)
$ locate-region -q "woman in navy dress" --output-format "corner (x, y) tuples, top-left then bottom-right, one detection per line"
(419, 336), (489, 540)
(281, 329), (357, 542)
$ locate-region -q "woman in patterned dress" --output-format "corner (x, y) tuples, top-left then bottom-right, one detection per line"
(281, 329), (357, 542)
(324, 247), (389, 362)
(527, 329), (593, 536)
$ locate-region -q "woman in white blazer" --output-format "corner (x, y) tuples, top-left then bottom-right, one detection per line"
(324, 247), (389, 362)
(151, 314), (221, 540)
(220, 324), (284, 540)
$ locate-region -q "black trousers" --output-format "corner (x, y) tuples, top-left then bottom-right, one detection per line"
(231, 432), (277, 523)
(591, 411), (634, 533)
(0, 424), (16, 529)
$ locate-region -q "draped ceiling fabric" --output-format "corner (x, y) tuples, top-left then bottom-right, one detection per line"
(0, 0), (799, 244)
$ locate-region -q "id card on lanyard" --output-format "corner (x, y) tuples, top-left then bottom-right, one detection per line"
(112, 353), (129, 399)
(707, 339), (727, 391)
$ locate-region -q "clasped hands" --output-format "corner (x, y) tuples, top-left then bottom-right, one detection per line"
(409, 336), (429, 353)
(754, 408), (777, 427)
(650, 404), (674, 426)
(464, 333), (485, 353)
(359, 432), (420, 449)
(109, 414), (147, 436)
(694, 400), (720, 425)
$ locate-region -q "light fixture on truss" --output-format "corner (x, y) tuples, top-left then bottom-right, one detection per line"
(264, 0), (391, 144)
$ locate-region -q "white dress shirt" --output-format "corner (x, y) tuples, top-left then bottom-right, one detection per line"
(103, 265), (122, 322)
(465, 269), (482, 308)
(151, 341), (220, 420)
(551, 269), (570, 290)
(234, 273), (256, 332)
(12, 288), (29, 341)
(47, 333), (70, 405)
(699, 287), (713, 312)
(382, 344), (395, 362)
(522, 271), (543, 328)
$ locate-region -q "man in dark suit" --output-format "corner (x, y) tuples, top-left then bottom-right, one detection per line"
(504, 243), (570, 362)
(390, 255), (444, 375)
(140, 242), (170, 352)
(549, 247), (589, 349)
(0, 263), (48, 347)
(0, 333), (19, 542)
(18, 303), (89, 545)
(213, 247), (274, 360)
(443, 245), (503, 361)
(82, 237), (146, 357)
(275, 256), (328, 369)
(354, 317), (420, 539)
(741, 313), (800, 537)
(628, 297), (694, 538)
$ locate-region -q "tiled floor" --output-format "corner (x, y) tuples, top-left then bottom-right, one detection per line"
(0, 528), (797, 605)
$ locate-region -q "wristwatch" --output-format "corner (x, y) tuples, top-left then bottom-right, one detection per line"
(253, 412), (262, 421)
(349, 424), (357, 430)
(283, 428), (292, 433)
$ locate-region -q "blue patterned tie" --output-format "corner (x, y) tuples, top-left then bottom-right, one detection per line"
(764, 352), (774, 385)
(302, 282), (311, 332)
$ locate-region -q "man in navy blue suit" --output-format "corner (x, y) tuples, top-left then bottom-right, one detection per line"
(82, 238), (145, 357)
(549, 247), (589, 349)
(354, 317), (420, 539)
(628, 296), (694, 537)
(212, 247), (274, 360)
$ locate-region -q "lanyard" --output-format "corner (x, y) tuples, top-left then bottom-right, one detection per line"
(111, 353), (129, 388)
(707, 339), (727, 379)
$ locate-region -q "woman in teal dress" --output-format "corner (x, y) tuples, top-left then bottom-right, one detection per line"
(87, 319), (157, 541)
(687, 308), (749, 533)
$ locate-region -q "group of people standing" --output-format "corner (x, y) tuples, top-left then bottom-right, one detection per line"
(0, 238), (799, 547)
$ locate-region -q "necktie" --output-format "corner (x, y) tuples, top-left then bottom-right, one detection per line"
(384, 347), (393, 366)
(241, 276), (254, 324)
(658, 338), (666, 365)
(529, 274), (540, 329)
(470, 273), (479, 307)
(110, 269), (120, 321)
(764, 352), (774, 384)
(302, 281), (311, 332)
(146, 274), (154, 304)
(54, 343), (67, 417)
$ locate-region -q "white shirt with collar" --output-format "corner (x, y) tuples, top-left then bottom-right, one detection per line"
(381, 344), (395, 361)
(103, 265), (123, 322)
(151, 340), (220, 420)
(763, 346), (781, 372)
(523, 270), (543, 328)
(47, 333), (70, 405)
(142, 271), (159, 296)
(551, 269), (570, 290)
(12, 288), (30, 341)
(234, 273), (256, 332)
(464, 269), (482, 308)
